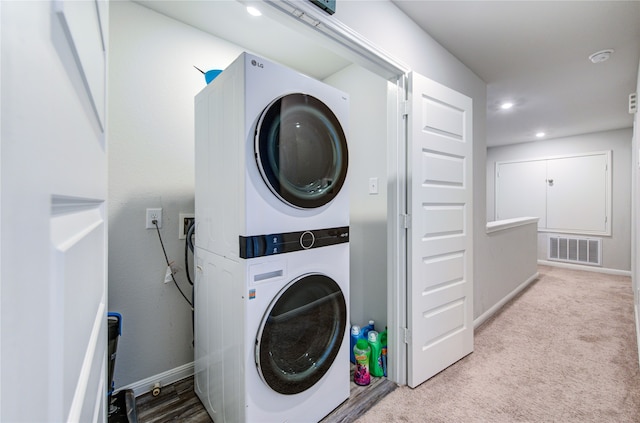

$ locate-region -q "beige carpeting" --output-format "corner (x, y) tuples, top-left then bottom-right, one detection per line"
(356, 265), (640, 422)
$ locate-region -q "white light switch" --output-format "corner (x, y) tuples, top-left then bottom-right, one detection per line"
(368, 177), (379, 195)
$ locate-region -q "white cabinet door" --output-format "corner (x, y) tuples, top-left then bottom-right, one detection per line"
(495, 152), (610, 235)
(546, 154), (608, 232)
(406, 72), (473, 388)
(1, 1), (108, 421)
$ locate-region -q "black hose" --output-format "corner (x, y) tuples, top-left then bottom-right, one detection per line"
(185, 220), (195, 286)
(153, 221), (193, 309)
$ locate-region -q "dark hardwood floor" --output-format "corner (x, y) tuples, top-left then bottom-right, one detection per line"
(321, 370), (397, 423)
(135, 377), (211, 423)
(134, 367), (396, 423)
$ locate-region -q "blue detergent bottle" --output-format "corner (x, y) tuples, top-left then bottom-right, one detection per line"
(362, 320), (375, 339)
(379, 327), (388, 377)
(350, 325), (361, 364)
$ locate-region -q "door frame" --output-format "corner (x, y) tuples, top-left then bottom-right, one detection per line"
(262, 0), (411, 385)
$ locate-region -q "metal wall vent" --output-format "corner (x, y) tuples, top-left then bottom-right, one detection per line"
(548, 235), (601, 266)
(630, 92), (638, 114)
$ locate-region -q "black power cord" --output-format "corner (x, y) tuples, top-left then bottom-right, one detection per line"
(183, 220), (196, 345)
(153, 220), (194, 309)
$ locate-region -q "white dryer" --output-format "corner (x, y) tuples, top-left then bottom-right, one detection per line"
(194, 52), (349, 259)
(194, 52), (351, 423)
(194, 241), (350, 423)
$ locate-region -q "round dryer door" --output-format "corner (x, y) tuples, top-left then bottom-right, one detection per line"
(255, 93), (348, 209)
(256, 273), (347, 395)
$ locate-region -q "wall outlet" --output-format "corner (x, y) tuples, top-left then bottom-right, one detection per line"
(179, 213), (195, 239)
(146, 208), (162, 229)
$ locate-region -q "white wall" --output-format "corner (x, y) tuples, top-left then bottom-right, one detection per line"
(487, 128), (632, 272)
(108, 1), (245, 388)
(476, 219), (539, 327)
(324, 65), (389, 330)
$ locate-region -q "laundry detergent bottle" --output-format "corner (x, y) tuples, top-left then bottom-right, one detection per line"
(353, 338), (371, 386)
(368, 330), (384, 377)
(379, 327), (388, 377)
(362, 320), (375, 339)
(350, 325), (362, 364)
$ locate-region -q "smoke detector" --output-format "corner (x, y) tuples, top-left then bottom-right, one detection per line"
(588, 49), (614, 64)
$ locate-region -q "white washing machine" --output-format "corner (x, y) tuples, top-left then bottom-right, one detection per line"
(194, 52), (349, 259)
(194, 242), (350, 423)
(194, 52), (351, 422)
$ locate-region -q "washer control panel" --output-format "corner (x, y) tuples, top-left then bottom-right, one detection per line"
(239, 226), (349, 259)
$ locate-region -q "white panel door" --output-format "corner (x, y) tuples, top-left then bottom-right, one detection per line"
(407, 72), (473, 388)
(546, 154), (608, 232)
(1, 1), (108, 422)
(496, 160), (547, 226)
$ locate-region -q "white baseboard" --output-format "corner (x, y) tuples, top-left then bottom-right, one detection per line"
(474, 272), (539, 329)
(538, 260), (632, 277)
(115, 362), (194, 397)
(636, 303), (640, 369)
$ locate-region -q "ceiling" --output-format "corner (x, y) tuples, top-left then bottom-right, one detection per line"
(134, 0), (352, 82)
(136, 0), (640, 148)
(392, 0), (640, 147)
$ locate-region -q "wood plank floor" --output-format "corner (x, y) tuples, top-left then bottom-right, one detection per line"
(321, 368), (397, 423)
(134, 367), (396, 423)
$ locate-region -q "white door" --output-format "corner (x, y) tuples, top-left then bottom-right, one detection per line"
(546, 154), (608, 232)
(1, 1), (108, 422)
(407, 72), (473, 388)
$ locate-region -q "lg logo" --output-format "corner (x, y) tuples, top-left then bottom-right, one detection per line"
(251, 59), (264, 69)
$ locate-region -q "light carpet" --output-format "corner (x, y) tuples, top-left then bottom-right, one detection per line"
(356, 265), (640, 422)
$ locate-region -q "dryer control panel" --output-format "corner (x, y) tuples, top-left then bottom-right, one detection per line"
(239, 226), (349, 259)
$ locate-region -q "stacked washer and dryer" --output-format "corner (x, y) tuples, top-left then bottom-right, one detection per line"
(194, 52), (350, 422)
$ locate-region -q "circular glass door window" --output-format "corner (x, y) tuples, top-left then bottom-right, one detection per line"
(255, 93), (348, 209)
(256, 274), (347, 395)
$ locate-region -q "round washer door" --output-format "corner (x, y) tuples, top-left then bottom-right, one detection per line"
(255, 93), (348, 209)
(256, 273), (347, 395)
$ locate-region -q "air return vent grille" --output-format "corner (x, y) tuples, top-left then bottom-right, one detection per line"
(548, 235), (601, 266)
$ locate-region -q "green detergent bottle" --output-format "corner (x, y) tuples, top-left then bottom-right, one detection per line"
(368, 330), (384, 377)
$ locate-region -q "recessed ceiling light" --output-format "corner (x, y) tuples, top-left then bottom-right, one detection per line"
(246, 6), (262, 16)
(536, 132), (546, 138)
(500, 102), (514, 110)
(588, 49), (614, 64)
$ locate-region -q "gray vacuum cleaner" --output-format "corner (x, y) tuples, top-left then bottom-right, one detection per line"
(108, 312), (138, 423)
